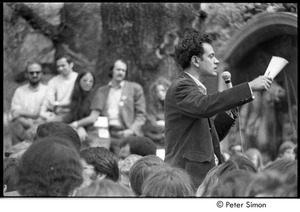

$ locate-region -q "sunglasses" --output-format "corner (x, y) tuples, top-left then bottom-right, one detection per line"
(28, 71), (42, 75)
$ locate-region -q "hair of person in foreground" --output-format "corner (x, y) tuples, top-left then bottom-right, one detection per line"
(16, 136), (83, 196)
(3, 157), (19, 192)
(196, 154), (257, 197)
(206, 169), (255, 197)
(80, 146), (119, 182)
(118, 154), (143, 188)
(34, 121), (81, 152)
(119, 136), (157, 159)
(74, 179), (135, 197)
(141, 165), (195, 197)
(243, 169), (297, 197)
(128, 155), (164, 196)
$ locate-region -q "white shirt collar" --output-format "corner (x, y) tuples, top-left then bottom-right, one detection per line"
(184, 71), (207, 94)
(108, 80), (125, 89)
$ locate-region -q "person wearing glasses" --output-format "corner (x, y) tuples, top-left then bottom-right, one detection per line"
(9, 61), (48, 145)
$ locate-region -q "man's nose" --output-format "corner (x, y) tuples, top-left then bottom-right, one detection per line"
(214, 58), (219, 65)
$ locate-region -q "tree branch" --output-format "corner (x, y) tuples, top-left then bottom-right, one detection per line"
(7, 3), (60, 41)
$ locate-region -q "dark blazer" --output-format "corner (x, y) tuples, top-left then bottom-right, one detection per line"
(164, 72), (254, 189)
(90, 80), (146, 136)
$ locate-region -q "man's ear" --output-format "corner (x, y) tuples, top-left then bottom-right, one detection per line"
(191, 55), (200, 67)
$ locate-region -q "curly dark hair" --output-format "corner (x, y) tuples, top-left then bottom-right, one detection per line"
(174, 31), (212, 69)
(16, 136), (83, 196)
(80, 147), (119, 182)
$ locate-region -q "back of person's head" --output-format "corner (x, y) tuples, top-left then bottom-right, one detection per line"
(174, 31), (212, 70)
(118, 154), (143, 188)
(3, 157), (19, 192)
(262, 159), (297, 197)
(129, 155), (164, 196)
(141, 165), (194, 197)
(280, 162), (298, 197)
(196, 165), (220, 197)
(35, 122), (81, 152)
(244, 170), (294, 197)
(196, 156), (256, 197)
(207, 169), (255, 197)
(229, 154), (258, 173)
(80, 147), (119, 182)
(278, 140), (296, 160)
(263, 158), (297, 174)
(75, 179), (134, 197)
(16, 136), (83, 196)
(125, 136), (157, 156)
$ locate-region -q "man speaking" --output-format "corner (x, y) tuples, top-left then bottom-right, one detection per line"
(164, 31), (273, 191)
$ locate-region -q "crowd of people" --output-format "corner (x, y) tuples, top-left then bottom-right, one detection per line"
(3, 31), (297, 197)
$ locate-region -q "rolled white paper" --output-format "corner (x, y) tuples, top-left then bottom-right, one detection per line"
(264, 56), (288, 79)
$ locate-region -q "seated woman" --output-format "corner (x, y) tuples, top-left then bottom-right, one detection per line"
(68, 71), (102, 149)
(143, 77), (171, 148)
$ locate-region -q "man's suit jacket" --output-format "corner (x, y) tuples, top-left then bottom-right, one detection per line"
(91, 80), (146, 136)
(164, 72), (254, 189)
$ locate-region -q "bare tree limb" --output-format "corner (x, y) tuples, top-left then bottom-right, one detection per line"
(7, 3), (60, 42)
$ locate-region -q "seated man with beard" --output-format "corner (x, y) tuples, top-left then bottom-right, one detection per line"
(9, 61), (48, 144)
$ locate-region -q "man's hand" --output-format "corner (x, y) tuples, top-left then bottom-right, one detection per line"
(76, 127), (88, 142)
(118, 129), (134, 137)
(11, 110), (22, 120)
(249, 76), (273, 91)
(70, 121), (79, 129)
(15, 117), (34, 129)
(40, 111), (56, 122)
